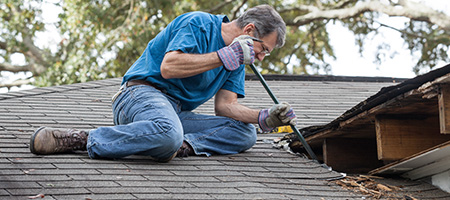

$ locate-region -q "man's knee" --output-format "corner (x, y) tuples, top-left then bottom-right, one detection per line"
(161, 126), (184, 151)
(156, 119), (184, 151)
(129, 119), (184, 158)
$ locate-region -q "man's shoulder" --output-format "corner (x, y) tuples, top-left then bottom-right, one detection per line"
(176, 11), (227, 25)
(181, 11), (215, 19)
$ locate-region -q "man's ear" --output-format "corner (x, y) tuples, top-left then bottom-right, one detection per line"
(243, 23), (256, 35)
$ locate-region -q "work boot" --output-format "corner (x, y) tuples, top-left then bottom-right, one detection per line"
(30, 127), (88, 155)
(176, 141), (195, 157)
(153, 152), (177, 163)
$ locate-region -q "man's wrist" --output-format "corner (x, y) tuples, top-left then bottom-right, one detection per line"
(258, 109), (273, 132)
(217, 47), (240, 71)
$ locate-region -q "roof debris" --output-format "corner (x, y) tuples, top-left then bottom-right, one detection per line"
(335, 175), (420, 199)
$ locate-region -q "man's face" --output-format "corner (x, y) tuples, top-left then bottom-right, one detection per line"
(253, 31), (277, 61)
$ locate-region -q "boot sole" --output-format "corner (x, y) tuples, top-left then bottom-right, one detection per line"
(29, 127), (46, 154)
(155, 152), (177, 163)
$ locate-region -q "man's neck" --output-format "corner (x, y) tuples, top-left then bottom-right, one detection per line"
(221, 21), (243, 45)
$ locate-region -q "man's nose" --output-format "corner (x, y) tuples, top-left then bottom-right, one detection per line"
(256, 53), (265, 61)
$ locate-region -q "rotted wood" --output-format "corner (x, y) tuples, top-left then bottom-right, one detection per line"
(306, 89), (437, 145)
(375, 115), (450, 161)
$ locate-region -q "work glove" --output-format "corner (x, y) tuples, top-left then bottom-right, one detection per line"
(258, 102), (297, 132)
(217, 35), (256, 71)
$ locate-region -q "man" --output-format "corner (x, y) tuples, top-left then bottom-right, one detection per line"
(30, 4), (296, 162)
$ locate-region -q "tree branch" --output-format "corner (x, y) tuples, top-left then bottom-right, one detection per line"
(0, 40), (22, 53)
(22, 34), (46, 65)
(203, 0), (234, 13)
(231, 0), (247, 20)
(279, 5), (319, 14)
(0, 41), (6, 50)
(333, 0), (358, 9)
(374, 20), (422, 38)
(0, 79), (32, 89)
(0, 62), (33, 73)
(290, 0), (450, 32)
(8, 4), (49, 73)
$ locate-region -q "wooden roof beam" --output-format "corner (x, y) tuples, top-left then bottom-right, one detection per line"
(439, 84), (450, 134)
(375, 115), (450, 161)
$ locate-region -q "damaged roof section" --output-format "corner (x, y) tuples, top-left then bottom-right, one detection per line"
(298, 64), (450, 193)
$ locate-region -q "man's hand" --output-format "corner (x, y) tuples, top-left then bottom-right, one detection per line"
(217, 35), (256, 71)
(258, 102), (297, 132)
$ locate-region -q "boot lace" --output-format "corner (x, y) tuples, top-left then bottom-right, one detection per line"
(54, 130), (88, 152)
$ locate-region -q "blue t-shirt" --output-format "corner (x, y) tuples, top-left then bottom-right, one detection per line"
(123, 12), (245, 111)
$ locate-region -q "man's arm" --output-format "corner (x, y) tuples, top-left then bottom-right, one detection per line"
(160, 50), (223, 79)
(215, 89), (298, 132)
(161, 36), (255, 79)
(214, 89), (259, 124)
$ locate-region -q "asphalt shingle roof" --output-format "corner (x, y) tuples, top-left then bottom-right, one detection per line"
(1, 76), (447, 199)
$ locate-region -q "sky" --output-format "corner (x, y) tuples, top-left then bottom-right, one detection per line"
(1, 0), (449, 93)
(325, 0), (449, 78)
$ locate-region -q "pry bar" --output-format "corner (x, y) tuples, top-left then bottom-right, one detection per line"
(249, 63), (319, 162)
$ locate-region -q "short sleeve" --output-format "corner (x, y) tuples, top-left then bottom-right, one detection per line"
(221, 65), (246, 98)
(166, 23), (206, 54)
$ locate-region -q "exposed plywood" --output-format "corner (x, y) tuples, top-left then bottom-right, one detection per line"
(439, 84), (450, 134)
(323, 138), (383, 173)
(375, 115), (450, 161)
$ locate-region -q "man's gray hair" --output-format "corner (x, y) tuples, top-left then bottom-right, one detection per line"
(236, 4), (286, 48)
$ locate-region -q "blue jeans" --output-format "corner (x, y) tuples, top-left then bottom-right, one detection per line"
(86, 84), (257, 160)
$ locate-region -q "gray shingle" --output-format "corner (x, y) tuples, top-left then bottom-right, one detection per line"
(23, 169), (101, 175)
(88, 187), (166, 194)
(6, 188), (90, 196)
(69, 174), (147, 181)
(38, 180), (121, 188)
(170, 170), (245, 176)
(143, 175), (220, 182)
(164, 187), (242, 194)
(214, 175), (293, 184)
(2, 175), (72, 182)
(191, 181), (265, 188)
(116, 180), (194, 188)
(9, 158), (85, 164)
(135, 193), (212, 200)
(0, 189), (9, 196)
(52, 194), (136, 200)
(0, 181), (41, 189)
(0, 163), (56, 169)
(237, 187), (312, 195)
(97, 169), (174, 176)
(210, 193), (293, 199)
(53, 163), (128, 169)
(123, 163), (200, 170)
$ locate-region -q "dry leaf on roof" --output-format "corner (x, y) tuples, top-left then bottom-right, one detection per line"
(27, 193), (44, 199)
